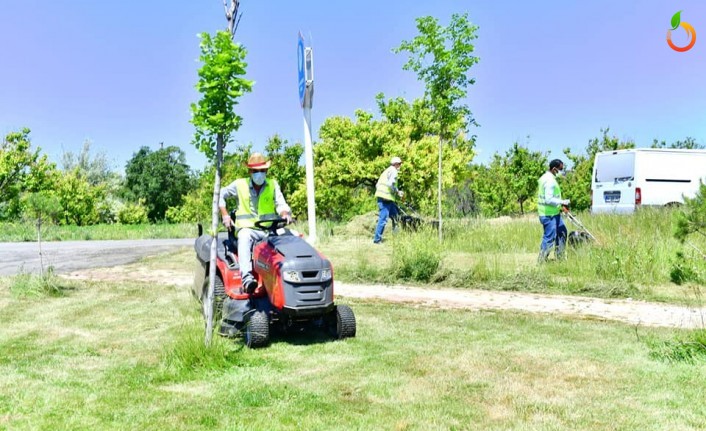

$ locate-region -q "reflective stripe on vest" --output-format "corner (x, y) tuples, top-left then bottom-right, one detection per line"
(233, 178), (277, 229)
(375, 166), (397, 201)
(537, 173), (561, 216)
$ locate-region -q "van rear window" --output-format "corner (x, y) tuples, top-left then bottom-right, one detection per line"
(595, 153), (635, 183)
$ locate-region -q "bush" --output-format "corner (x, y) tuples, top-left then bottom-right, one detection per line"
(118, 200), (149, 225)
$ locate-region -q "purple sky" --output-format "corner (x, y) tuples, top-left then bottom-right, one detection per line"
(1, 0), (705, 173)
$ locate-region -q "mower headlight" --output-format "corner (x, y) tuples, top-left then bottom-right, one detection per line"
(283, 270), (301, 283)
(320, 269), (332, 281)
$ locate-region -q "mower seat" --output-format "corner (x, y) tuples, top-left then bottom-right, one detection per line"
(194, 232), (238, 264)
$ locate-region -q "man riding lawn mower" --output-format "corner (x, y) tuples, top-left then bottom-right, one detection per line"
(192, 153), (356, 348)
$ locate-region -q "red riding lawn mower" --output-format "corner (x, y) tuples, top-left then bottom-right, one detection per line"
(192, 216), (356, 348)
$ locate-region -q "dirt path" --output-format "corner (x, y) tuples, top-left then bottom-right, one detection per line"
(63, 266), (706, 330)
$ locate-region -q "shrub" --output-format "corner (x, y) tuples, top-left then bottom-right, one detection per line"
(118, 200), (149, 225)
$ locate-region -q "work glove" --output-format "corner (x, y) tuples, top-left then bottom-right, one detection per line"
(281, 212), (293, 224)
(561, 199), (570, 206)
(222, 214), (234, 230)
(398, 190), (404, 198)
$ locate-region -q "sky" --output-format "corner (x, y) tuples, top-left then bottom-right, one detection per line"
(2, 0), (705, 173)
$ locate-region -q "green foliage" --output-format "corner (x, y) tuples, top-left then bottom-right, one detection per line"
(505, 143), (547, 214)
(21, 191), (62, 226)
(55, 168), (105, 226)
(170, 137), (303, 222)
(669, 251), (703, 285)
(10, 267), (65, 298)
(675, 181), (706, 242)
(651, 136), (705, 150)
(671, 181), (706, 284)
(61, 140), (118, 186)
(391, 230), (443, 282)
(472, 155), (517, 216)
(123, 146), (194, 221)
(265, 134), (305, 200)
(472, 142), (546, 216)
(118, 199), (149, 225)
(562, 128), (635, 211)
(394, 13), (480, 136)
(296, 100), (474, 221)
(190, 31), (254, 160)
(647, 329), (706, 364)
(0, 128), (57, 220)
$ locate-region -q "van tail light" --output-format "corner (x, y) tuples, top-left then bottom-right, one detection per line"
(635, 187), (642, 205)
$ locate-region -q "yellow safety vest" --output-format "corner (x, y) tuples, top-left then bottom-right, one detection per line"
(537, 172), (561, 216)
(233, 178), (277, 229)
(375, 166), (397, 201)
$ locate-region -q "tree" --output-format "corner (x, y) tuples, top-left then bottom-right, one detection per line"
(651, 137), (705, 150)
(471, 155), (516, 217)
(290, 99), (474, 221)
(123, 145), (194, 221)
(671, 181), (706, 284)
(264, 135), (305, 200)
(505, 142), (547, 215)
(190, 0), (253, 345)
(562, 128), (635, 211)
(21, 191), (62, 276)
(0, 129), (56, 220)
(61, 140), (116, 186)
(55, 168), (105, 226)
(394, 13), (480, 240)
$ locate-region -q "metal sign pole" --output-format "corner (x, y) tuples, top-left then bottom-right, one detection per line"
(298, 33), (317, 243)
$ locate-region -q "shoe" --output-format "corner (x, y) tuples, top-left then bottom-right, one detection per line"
(243, 277), (258, 294)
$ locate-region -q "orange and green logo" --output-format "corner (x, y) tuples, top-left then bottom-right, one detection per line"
(667, 10), (696, 52)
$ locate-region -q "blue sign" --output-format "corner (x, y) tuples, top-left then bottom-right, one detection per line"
(297, 33), (305, 107)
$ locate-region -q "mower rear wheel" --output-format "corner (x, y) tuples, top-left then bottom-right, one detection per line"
(201, 274), (227, 317)
(333, 305), (356, 340)
(245, 311), (270, 348)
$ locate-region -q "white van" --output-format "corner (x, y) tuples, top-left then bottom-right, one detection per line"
(591, 148), (706, 214)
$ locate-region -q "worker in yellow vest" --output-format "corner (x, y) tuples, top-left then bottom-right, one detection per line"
(537, 159), (570, 262)
(373, 156), (403, 244)
(219, 153), (293, 292)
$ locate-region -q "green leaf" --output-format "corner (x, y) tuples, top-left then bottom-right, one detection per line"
(671, 11), (681, 31)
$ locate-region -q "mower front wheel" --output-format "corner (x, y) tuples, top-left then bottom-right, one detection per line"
(332, 305), (356, 340)
(245, 311), (270, 348)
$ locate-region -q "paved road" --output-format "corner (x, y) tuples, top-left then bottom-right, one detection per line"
(0, 239), (193, 276)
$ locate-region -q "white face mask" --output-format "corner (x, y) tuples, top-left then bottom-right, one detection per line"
(251, 172), (266, 186)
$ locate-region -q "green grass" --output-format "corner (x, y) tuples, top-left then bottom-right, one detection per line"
(0, 222), (199, 242)
(319, 208), (706, 304)
(1, 275), (706, 430)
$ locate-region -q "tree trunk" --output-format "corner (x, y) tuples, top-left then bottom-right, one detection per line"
(204, 133), (224, 346)
(37, 218), (44, 277)
(437, 135), (443, 242)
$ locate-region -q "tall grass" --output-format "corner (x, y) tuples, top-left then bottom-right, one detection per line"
(320, 207), (702, 301)
(161, 317), (242, 375)
(9, 268), (68, 298)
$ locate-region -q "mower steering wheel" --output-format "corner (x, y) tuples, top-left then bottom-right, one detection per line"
(253, 217), (289, 233)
